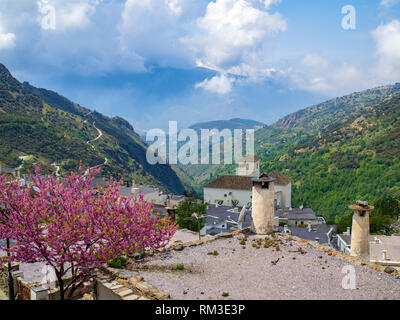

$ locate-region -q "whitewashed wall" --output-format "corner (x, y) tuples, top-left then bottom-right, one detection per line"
(203, 188), (252, 207)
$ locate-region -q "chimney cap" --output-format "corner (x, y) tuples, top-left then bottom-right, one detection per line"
(252, 174), (276, 184)
(349, 202), (374, 212)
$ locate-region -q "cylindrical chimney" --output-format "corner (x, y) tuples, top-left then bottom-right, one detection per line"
(349, 201), (374, 261)
(251, 175), (276, 235)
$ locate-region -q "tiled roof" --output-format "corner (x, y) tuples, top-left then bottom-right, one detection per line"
(337, 234), (352, 246)
(204, 172), (291, 190)
(276, 208), (317, 220)
(268, 171), (291, 186)
(206, 204), (252, 228)
(277, 226), (329, 244)
(287, 208), (317, 220)
(204, 175), (253, 190)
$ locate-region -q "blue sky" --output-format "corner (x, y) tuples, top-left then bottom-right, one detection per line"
(0, 0), (399, 131)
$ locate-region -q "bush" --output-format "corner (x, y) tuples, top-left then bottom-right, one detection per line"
(107, 256), (128, 269)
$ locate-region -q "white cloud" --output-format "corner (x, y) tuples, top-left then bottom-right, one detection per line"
(0, 31), (16, 50)
(288, 53), (369, 96)
(188, 0), (286, 94)
(190, 0), (287, 68)
(56, 1), (97, 30)
(301, 54), (329, 69)
(261, 0), (282, 9)
(380, 0), (400, 8)
(0, 17), (16, 50)
(195, 74), (235, 94)
(372, 20), (400, 82)
(118, 0), (203, 69)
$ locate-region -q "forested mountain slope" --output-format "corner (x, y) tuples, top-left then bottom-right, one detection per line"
(0, 63), (190, 194)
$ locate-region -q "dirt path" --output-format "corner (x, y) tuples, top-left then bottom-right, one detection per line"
(83, 116), (108, 173)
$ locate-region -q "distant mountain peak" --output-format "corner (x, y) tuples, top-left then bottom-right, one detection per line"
(189, 118), (265, 132)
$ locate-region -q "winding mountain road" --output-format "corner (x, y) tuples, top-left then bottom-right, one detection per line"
(86, 121), (103, 150)
(84, 118), (108, 174)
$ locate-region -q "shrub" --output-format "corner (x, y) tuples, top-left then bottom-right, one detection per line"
(107, 256), (128, 269)
(208, 250), (219, 256)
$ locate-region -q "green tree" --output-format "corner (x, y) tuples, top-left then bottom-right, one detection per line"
(176, 198), (207, 232)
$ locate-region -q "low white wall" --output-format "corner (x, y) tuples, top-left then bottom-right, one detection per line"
(204, 188), (252, 207)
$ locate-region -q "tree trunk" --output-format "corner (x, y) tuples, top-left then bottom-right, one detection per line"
(56, 272), (65, 301)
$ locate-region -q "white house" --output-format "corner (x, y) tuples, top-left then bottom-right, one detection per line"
(203, 171), (292, 208)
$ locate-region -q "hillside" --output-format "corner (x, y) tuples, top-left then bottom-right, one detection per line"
(0, 63), (191, 194)
(261, 92), (400, 222)
(182, 83), (400, 221)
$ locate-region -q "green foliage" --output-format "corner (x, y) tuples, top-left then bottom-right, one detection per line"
(174, 263), (184, 271)
(176, 198), (206, 232)
(107, 256), (128, 269)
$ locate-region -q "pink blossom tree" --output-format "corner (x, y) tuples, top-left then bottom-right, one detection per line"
(0, 166), (176, 300)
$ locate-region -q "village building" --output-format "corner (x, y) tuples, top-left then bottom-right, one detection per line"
(119, 184), (167, 205)
(276, 207), (324, 227)
(335, 232), (400, 266)
(203, 165), (292, 208)
(201, 203), (335, 244)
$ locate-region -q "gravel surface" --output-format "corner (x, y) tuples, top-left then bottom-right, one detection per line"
(126, 234), (400, 300)
(0, 231), (199, 284)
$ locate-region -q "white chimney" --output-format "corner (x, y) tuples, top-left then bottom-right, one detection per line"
(346, 227), (351, 235)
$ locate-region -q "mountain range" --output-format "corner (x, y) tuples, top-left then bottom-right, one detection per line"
(0, 63), (191, 195)
(189, 118), (265, 133)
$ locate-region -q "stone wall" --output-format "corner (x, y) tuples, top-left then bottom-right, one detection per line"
(0, 262), (19, 298)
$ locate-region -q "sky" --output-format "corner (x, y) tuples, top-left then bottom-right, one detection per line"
(0, 0), (399, 132)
